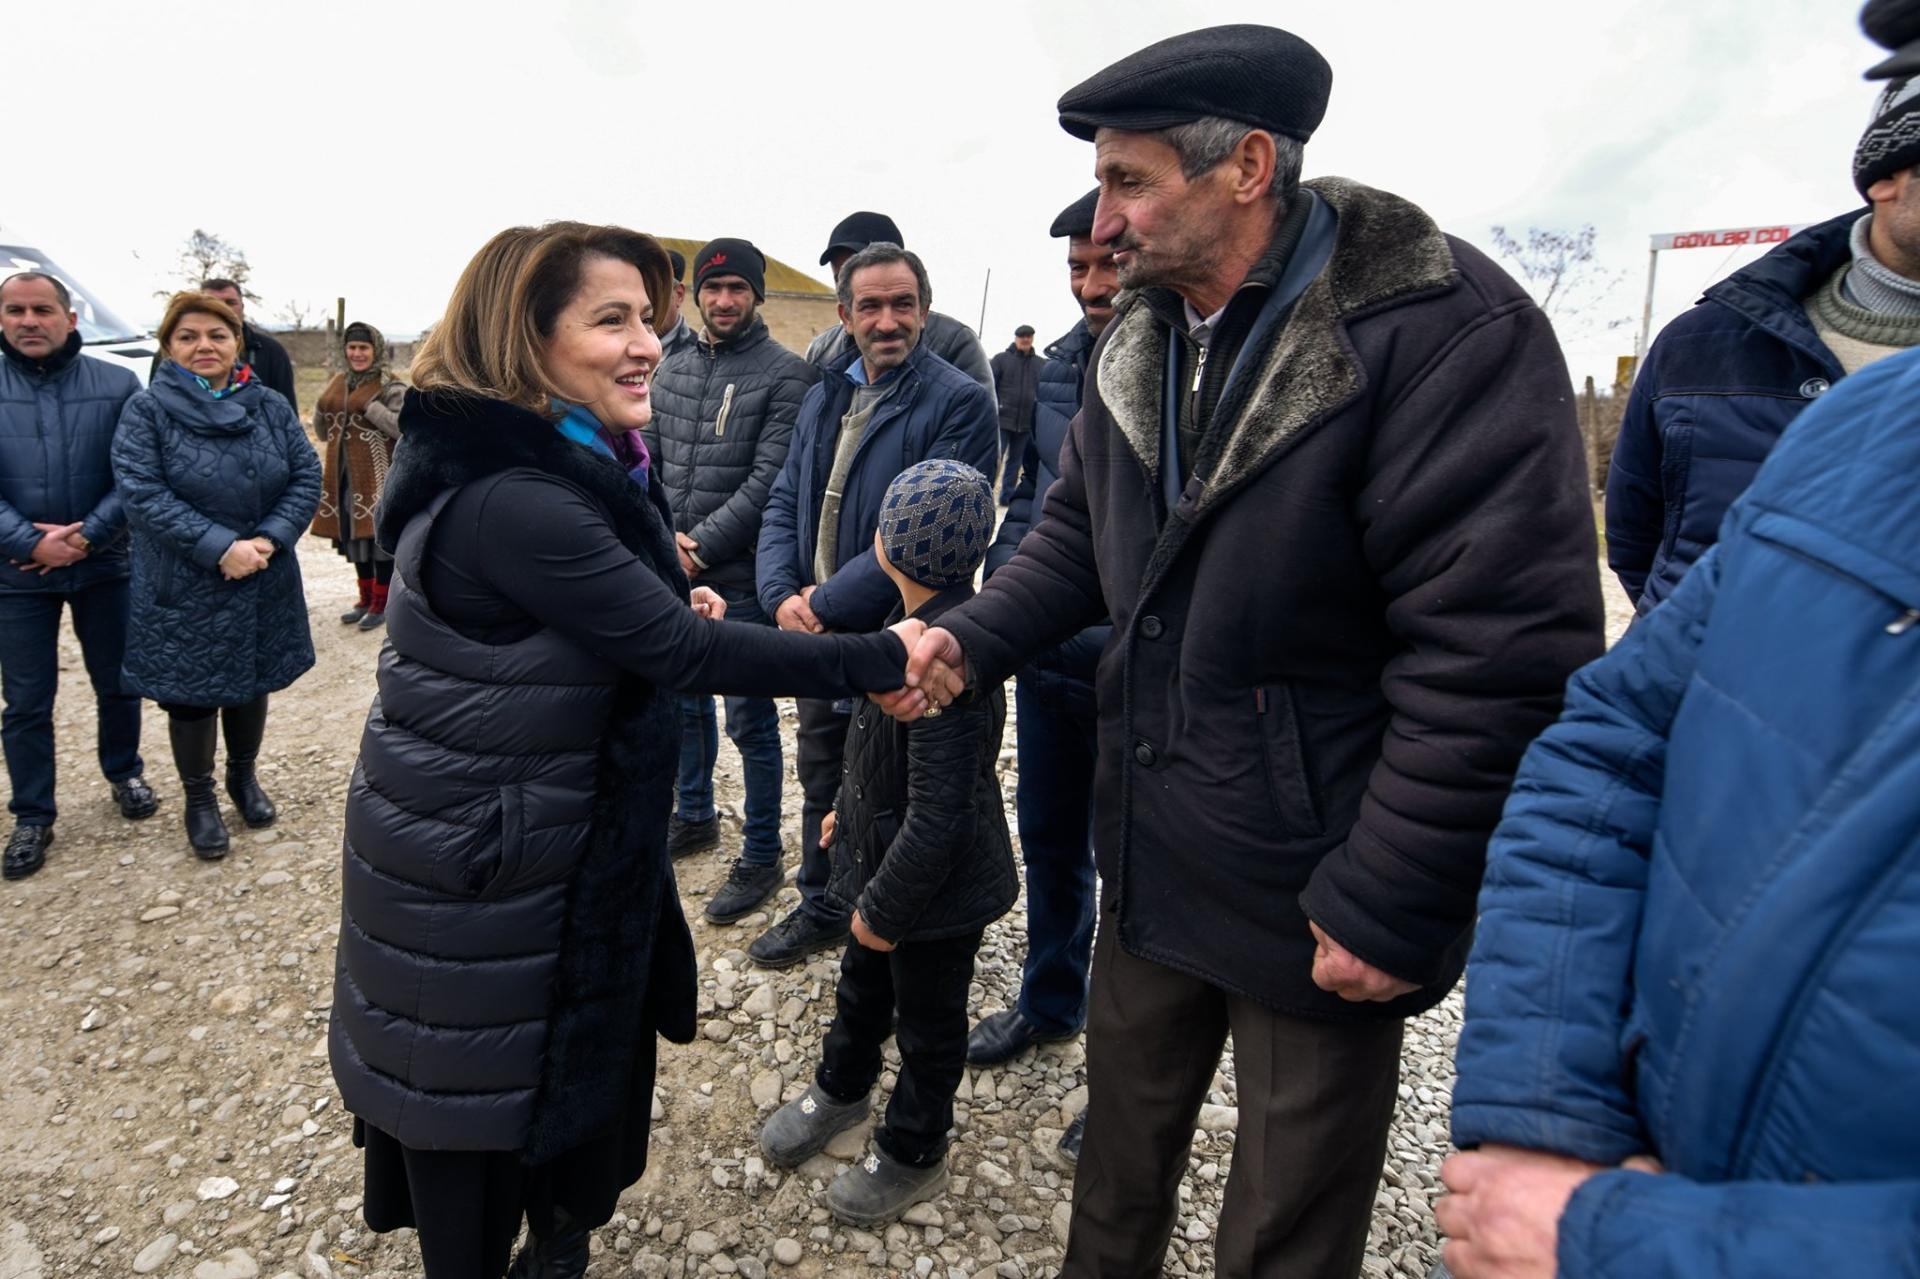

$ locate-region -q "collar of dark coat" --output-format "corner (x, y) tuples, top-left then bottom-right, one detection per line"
(1094, 177), (1458, 519)
(379, 388), (686, 597)
(697, 313), (772, 357)
(1045, 319), (1094, 365)
(0, 329), (83, 378)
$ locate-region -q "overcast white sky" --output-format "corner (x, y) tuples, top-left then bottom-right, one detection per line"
(2, 0), (1885, 386)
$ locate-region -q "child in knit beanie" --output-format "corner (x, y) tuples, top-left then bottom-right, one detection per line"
(756, 460), (1017, 1226)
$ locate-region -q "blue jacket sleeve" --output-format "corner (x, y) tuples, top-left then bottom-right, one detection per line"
(810, 378), (1001, 632)
(1558, 1169), (1920, 1279)
(110, 395), (240, 570)
(1450, 541), (1721, 1165)
(756, 431), (806, 620)
(255, 399), (322, 550)
(0, 492), (41, 561)
(1605, 350), (1665, 605)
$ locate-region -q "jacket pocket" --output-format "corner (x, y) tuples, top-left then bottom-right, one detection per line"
(476, 784), (528, 900)
(152, 553), (178, 607)
(1256, 685), (1324, 840)
(1747, 512), (1920, 624)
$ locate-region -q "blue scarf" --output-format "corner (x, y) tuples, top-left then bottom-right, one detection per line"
(168, 360), (254, 400)
(553, 402), (650, 491)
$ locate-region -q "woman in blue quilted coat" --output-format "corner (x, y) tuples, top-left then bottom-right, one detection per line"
(1438, 343), (1920, 1278)
(112, 291), (320, 860)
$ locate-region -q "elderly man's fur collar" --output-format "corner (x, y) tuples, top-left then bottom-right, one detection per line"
(1094, 177), (1458, 518)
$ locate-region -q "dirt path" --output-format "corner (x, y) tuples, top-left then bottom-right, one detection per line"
(0, 539), (1633, 1278)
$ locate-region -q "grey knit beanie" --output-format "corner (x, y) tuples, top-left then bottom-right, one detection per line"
(878, 460), (994, 589)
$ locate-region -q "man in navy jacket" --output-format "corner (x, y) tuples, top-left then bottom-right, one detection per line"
(964, 190), (1117, 1170)
(0, 272), (157, 879)
(753, 243), (997, 969)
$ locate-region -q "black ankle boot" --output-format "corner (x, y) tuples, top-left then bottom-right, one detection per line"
(504, 1223), (589, 1279)
(224, 764), (277, 828)
(221, 698), (276, 828)
(169, 713), (229, 859)
(181, 777), (230, 858)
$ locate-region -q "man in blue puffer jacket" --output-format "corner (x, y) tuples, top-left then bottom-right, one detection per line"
(753, 243), (998, 970)
(964, 191), (1117, 1168)
(1439, 334), (1920, 1274)
(0, 272), (155, 880)
(1606, 36), (1920, 613)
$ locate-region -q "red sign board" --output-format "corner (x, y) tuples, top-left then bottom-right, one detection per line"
(1649, 223), (1812, 252)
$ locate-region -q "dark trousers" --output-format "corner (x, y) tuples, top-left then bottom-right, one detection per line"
(794, 696), (850, 925)
(1013, 674), (1099, 1035)
(0, 580), (144, 825)
(1065, 900), (1404, 1279)
(676, 583), (784, 864)
(817, 930), (984, 1167)
(997, 429), (1027, 503)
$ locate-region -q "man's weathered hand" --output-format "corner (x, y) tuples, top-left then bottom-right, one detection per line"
(690, 586), (728, 620)
(29, 522), (86, 573)
(851, 908), (894, 953)
(1308, 920), (1418, 1002)
(906, 627), (967, 701)
(1436, 1145), (1628, 1279)
(675, 531), (701, 578)
(775, 593), (823, 634)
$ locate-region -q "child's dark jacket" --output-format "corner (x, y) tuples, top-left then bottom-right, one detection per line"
(825, 587), (1016, 942)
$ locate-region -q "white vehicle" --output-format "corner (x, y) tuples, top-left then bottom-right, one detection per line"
(1, 232), (158, 386)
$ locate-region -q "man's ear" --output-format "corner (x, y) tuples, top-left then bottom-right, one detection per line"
(1228, 129), (1279, 208)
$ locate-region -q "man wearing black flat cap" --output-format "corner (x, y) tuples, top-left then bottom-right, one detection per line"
(963, 188), (1119, 1170)
(803, 211), (994, 390)
(987, 325), (1043, 504)
(885, 23), (1604, 1277)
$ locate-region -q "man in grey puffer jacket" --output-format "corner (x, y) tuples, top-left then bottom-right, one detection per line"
(644, 238), (820, 923)
(804, 211), (994, 391)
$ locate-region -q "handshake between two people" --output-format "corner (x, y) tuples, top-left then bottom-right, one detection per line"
(861, 618), (1418, 1007)
(871, 618), (965, 721)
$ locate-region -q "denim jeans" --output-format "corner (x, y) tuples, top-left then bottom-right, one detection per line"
(675, 581), (783, 864)
(1013, 672), (1099, 1035)
(0, 579), (144, 825)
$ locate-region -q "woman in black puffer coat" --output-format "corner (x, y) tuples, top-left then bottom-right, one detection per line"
(112, 291), (321, 860)
(327, 222), (913, 1279)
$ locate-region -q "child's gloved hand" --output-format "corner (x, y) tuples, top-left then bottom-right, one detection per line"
(851, 909), (895, 953)
(820, 812), (837, 849)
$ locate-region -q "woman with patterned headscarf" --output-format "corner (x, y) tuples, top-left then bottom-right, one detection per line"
(312, 322), (406, 630)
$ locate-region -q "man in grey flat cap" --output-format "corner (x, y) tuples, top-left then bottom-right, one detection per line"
(884, 23), (1604, 1277)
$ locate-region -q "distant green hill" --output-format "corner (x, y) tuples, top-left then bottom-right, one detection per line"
(655, 237), (833, 297)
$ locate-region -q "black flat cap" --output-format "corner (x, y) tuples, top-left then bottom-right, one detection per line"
(1057, 24), (1332, 144)
(1863, 0), (1920, 78)
(1014, 325), (1035, 337)
(820, 211), (904, 265)
(1050, 188), (1100, 239)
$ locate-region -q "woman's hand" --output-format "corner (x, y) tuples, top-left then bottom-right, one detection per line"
(218, 539), (271, 581)
(851, 908), (894, 953)
(690, 586), (728, 621)
(250, 536), (276, 561)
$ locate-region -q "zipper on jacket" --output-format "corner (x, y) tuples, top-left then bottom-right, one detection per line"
(715, 383), (736, 438)
(1888, 609), (1920, 635)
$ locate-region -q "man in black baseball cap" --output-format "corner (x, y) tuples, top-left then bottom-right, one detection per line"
(803, 211), (994, 390)
(883, 23), (1604, 1277)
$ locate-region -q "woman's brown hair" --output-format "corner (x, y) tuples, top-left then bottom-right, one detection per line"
(156, 291), (243, 349)
(410, 222), (672, 417)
